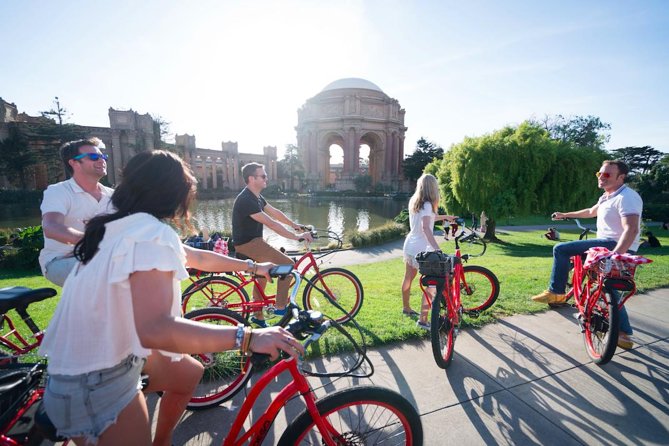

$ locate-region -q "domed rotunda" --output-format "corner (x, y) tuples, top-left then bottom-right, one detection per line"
(296, 78), (407, 190)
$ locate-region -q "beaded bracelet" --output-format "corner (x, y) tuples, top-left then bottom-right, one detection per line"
(241, 326), (253, 356)
(234, 324), (244, 350)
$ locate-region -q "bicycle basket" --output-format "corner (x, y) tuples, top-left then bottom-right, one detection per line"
(597, 258), (637, 279)
(416, 251), (452, 277)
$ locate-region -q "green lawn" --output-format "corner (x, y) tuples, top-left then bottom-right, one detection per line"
(2, 229), (668, 357)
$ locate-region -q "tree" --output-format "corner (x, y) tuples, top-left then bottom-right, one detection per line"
(402, 137), (444, 181)
(609, 146), (664, 175)
(151, 114), (174, 150)
(40, 96), (70, 125)
(530, 114), (611, 150)
(435, 122), (607, 240)
(353, 174), (372, 193)
(0, 124), (33, 189)
(277, 144), (304, 191)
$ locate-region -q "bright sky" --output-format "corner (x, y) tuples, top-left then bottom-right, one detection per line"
(2, 0), (668, 159)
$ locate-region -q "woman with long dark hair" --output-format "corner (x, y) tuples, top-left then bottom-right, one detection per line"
(40, 150), (303, 446)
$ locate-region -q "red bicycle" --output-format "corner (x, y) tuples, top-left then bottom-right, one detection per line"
(0, 287), (68, 445)
(181, 229), (364, 324)
(418, 231), (500, 369)
(184, 269), (423, 445)
(560, 248), (651, 365)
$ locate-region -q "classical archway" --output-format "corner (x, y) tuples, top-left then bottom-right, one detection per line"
(296, 78), (407, 191)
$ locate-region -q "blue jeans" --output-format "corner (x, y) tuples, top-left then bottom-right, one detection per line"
(548, 238), (632, 335)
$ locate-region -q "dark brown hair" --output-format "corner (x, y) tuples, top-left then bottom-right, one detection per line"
(241, 162), (265, 184)
(74, 150), (197, 264)
(602, 160), (630, 178)
(60, 137), (103, 176)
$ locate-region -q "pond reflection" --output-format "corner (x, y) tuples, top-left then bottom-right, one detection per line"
(193, 197), (406, 251)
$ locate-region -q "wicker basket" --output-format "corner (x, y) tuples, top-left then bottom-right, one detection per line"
(416, 251), (452, 277)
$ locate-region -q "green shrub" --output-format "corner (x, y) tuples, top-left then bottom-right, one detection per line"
(0, 226), (43, 270)
(0, 189), (43, 204)
(349, 222), (406, 248)
(644, 203), (669, 222)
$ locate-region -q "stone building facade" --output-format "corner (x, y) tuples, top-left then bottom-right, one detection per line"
(0, 97), (276, 191)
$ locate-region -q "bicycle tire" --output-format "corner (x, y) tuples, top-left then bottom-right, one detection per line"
(460, 265), (500, 314)
(302, 268), (364, 324)
(458, 232), (487, 257)
(183, 307), (253, 409)
(278, 386), (423, 445)
(583, 285), (620, 365)
(181, 275), (249, 316)
(430, 292), (455, 369)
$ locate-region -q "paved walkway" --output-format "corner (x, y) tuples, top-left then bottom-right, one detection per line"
(160, 226), (668, 445)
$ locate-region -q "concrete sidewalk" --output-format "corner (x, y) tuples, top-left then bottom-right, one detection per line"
(167, 287), (669, 445)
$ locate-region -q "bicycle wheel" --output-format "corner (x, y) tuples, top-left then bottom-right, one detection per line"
(458, 233), (487, 257)
(460, 265), (500, 314)
(183, 307), (253, 409)
(181, 275), (249, 316)
(430, 292), (456, 369)
(583, 285), (620, 365)
(278, 386), (423, 446)
(302, 268), (364, 323)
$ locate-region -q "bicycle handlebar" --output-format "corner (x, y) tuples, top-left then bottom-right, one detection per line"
(248, 268), (372, 378)
(550, 216), (592, 232)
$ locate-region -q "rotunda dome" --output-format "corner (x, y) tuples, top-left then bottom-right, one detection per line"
(320, 78), (384, 93)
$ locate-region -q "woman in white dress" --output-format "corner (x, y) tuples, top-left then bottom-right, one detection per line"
(401, 174), (456, 329)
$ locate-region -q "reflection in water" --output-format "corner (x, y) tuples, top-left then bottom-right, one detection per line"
(192, 197), (406, 251)
(0, 197), (407, 252)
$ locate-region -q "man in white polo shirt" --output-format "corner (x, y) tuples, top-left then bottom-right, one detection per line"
(532, 160), (642, 349)
(39, 138), (114, 286)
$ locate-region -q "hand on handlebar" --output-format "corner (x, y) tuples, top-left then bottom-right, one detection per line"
(297, 231), (315, 243)
(255, 262), (276, 282)
(250, 326), (305, 360)
(551, 212), (566, 221)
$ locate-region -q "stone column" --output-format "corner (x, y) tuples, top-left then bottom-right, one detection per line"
(211, 159), (218, 189)
(200, 159), (207, 189)
(385, 132), (393, 175)
(111, 131), (122, 185)
(398, 135), (405, 177)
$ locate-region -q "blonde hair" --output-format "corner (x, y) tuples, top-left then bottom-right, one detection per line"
(409, 174), (440, 214)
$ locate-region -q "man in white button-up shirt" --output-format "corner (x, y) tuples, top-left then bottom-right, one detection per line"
(39, 138), (114, 286)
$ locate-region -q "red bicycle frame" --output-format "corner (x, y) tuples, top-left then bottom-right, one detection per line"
(566, 255), (636, 313)
(0, 315), (44, 356)
(188, 250), (335, 314)
(223, 357), (341, 446)
(418, 247), (464, 325)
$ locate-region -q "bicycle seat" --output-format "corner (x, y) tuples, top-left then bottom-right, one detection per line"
(0, 287), (57, 314)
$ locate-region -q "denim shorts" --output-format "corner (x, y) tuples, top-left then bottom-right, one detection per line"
(44, 355), (146, 443)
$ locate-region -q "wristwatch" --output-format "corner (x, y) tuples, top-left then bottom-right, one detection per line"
(245, 259), (254, 272)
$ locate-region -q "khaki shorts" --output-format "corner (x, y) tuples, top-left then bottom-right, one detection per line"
(44, 256), (78, 287)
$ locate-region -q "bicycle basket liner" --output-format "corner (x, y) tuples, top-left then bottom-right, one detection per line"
(416, 251), (452, 276)
(597, 258), (637, 279)
(584, 247), (652, 279)
(0, 363), (44, 430)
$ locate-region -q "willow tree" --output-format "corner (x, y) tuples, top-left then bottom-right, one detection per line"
(435, 122), (607, 240)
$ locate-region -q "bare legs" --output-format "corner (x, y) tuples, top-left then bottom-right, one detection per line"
(142, 352), (204, 446)
(401, 263), (418, 314)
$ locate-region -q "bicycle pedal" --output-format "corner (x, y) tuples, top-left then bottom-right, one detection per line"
(465, 310), (480, 319)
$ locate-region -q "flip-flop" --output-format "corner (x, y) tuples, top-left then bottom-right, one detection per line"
(402, 309), (419, 317)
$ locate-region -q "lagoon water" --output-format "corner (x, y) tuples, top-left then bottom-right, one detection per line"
(2, 197), (407, 251)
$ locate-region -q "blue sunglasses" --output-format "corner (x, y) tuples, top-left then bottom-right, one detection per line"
(72, 153), (108, 161)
